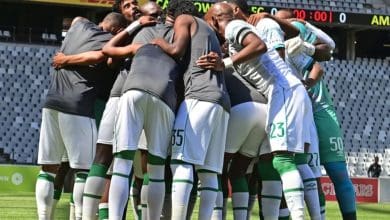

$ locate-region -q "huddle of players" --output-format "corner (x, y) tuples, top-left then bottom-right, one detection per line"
(35, 0), (357, 220)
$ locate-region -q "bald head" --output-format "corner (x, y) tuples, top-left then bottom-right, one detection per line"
(141, 1), (162, 18)
(275, 9), (294, 19)
(210, 2), (234, 18)
(204, 2), (233, 28)
(205, 3), (234, 41)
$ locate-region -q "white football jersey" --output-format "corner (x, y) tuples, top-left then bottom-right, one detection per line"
(255, 18), (285, 50)
(225, 20), (301, 95)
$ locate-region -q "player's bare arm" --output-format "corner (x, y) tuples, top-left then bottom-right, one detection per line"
(197, 32), (267, 71)
(303, 62), (324, 89)
(102, 30), (142, 58)
(102, 15), (156, 58)
(52, 51), (107, 69)
(248, 12), (299, 39)
(152, 14), (193, 59)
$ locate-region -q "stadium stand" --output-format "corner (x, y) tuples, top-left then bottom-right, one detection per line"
(323, 58), (390, 176)
(0, 42), (57, 164)
(0, 42), (388, 177)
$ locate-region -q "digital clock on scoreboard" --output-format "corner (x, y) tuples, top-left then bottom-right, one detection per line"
(249, 7), (348, 24)
(292, 9), (347, 24)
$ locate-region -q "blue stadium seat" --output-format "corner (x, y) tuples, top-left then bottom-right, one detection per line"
(323, 58), (389, 176)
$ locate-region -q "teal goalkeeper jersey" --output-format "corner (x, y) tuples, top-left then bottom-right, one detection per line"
(292, 21), (335, 112)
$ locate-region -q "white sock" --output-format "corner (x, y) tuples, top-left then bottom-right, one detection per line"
(170, 164), (194, 220)
(141, 177), (148, 220)
(280, 170), (305, 220)
(261, 180), (282, 220)
(211, 190), (223, 220)
(36, 171), (56, 220)
(50, 199), (59, 220)
(297, 164), (321, 220)
(232, 192), (249, 220)
(73, 172), (88, 220)
(147, 164), (165, 220)
(198, 172), (218, 220)
(109, 158), (133, 220)
(130, 178), (141, 220)
(83, 176), (106, 220)
(83, 166), (108, 220)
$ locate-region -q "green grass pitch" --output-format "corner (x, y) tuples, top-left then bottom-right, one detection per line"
(0, 192), (389, 219)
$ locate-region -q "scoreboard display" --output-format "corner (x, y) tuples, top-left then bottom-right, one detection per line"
(155, 0), (390, 28)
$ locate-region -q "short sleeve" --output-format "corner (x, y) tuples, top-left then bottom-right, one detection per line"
(225, 20), (255, 45)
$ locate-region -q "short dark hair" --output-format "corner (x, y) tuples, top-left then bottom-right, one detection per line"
(103, 12), (127, 29)
(220, 0), (250, 15)
(166, 0), (200, 18)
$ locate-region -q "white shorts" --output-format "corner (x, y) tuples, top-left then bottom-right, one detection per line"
(113, 90), (175, 159)
(171, 99), (229, 173)
(38, 108), (97, 169)
(225, 102), (267, 157)
(259, 138), (271, 156)
(266, 84), (312, 153)
(96, 97), (119, 145)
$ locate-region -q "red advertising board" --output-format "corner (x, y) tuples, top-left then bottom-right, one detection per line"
(320, 176), (378, 203)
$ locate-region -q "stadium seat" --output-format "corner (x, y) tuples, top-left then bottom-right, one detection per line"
(49, 34), (57, 43)
(0, 42), (58, 164)
(2, 30), (11, 41)
(322, 58), (389, 176)
(41, 33), (49, 43)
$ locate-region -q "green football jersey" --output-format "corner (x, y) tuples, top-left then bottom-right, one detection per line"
(303, 72), (334, 113)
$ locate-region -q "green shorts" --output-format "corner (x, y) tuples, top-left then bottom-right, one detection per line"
(314, 107), (346, 164)
(94, 98), (106, 128)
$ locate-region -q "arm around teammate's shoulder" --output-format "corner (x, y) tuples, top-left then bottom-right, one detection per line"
(102, 30), (141, 59)
(102, 16), (156, 58)
(231, 32), (267, 65)
(152, 14), (193, 59)
(52, 51), (107, 69)
(302, 62), (324, 89)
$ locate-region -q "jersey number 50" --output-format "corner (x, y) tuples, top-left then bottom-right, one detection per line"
(329, 137), (344, 152)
